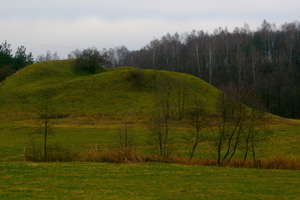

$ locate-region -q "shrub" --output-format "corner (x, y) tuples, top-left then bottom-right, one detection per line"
(146, 156), (300, 170)
(24, 140), (43, 161)
(125, 69), (145, 88)
(73, 48), (108, 74)
(258, 157), (300, 170)
(25, 142), (78, 162)
(81, 147), (145, 163)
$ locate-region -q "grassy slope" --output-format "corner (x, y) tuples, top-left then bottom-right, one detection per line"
(1, 162), (299, 200)
(0, 60), (299, 200)
(0, 60), (219, 118)
(0, 60), (299, 162)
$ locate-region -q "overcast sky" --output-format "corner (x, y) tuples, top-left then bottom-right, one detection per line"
(0, 0), (299, 58)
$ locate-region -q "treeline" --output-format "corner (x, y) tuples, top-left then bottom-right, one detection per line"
(111, 21), (300, 118)
(0, 41), (34, 81)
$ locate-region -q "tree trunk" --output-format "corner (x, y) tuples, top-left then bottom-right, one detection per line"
(251, 134), (257, 167)
(243, 133), (250, 162)
(44, 120), (48, 161)
(190, 130), (200, 160)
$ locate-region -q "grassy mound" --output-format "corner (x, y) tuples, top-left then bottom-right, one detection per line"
(0, 60), (220, 118)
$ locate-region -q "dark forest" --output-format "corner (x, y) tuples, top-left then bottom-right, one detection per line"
(113, 20), (300, 118)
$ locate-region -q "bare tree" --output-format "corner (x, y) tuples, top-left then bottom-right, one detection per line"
(215, 92), (228, 166)
(36, 50), (60, 62)
(118, 115), (131, 149)
(215, 85), (248, 165)
(173, 80), (188, 120)
(242, 92), (269, 166)
(148, 74), (174, 158)
(34, 91), (57, 161)
(215, 85), (270, 166)
(185, 95), (209, 160)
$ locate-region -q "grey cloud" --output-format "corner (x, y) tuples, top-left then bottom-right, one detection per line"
(2, 0), (299, 20)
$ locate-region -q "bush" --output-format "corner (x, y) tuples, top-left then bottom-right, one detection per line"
(258, 157), (300, 170)
(0, 65), (15, 81)
(73, 48), (108, 74)
(185, 157), (300, 170)
(25, 142), (78, 162)
(81, 147), (145, 163)
(125, 69), (145, 88)
(24, 140), (43, 161)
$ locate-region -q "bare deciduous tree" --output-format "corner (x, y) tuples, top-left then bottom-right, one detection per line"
(215, 85), (270, 166)
(35, 91), (57, 161)
(215, 85), (247, 165)
(185, 95), (209, 160)
(173, 80), (188, 120)
(242, 92), (269, 166)
(148, 74), (174, 158)
(118, 115), (131, 149)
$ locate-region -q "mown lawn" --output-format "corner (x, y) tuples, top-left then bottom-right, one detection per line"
(0, 162), (299, 200)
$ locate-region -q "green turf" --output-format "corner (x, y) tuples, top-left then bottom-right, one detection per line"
(0, 120), (299, 162)
(0, 162), (299, 200)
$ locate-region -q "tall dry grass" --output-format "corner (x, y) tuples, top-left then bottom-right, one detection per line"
(24, 144), (300, 170)
(24, 143), (78, 162)
(79, 147), (145, 163)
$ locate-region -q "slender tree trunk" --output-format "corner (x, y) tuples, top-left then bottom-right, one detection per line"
(190, 128), (200, 160)
(278, 86), (281, 115)
(217, 134), (223, 166)
(243, 133), (251, 162)
(164, 116), (169, 157)
(252, 55), (256, 84)
(195, 45), (201, 76)
(228, 125), (242, 162)
(223, 120), (240, 161)
(251, 134), (257, 167)
(152, 50), (156, 66)
(217, 94), (226, 166)
(159, 131), (163, 157)
(208, 46), (213, 84)
(217, 123), (225, 166)
(124, 121), (128, 148)
(44, 120), (48, 161)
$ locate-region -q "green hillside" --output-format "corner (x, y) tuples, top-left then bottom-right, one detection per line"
(0, 60), (220, 118)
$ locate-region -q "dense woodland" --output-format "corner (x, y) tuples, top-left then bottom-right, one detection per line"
(0, 41), (34, 81)
(108, 20), (300, 119)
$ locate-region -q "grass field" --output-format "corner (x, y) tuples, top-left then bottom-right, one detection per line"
(1, 162), (300, 200)
(0, 118), (300, 162)
(0, 60), (299, 199)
